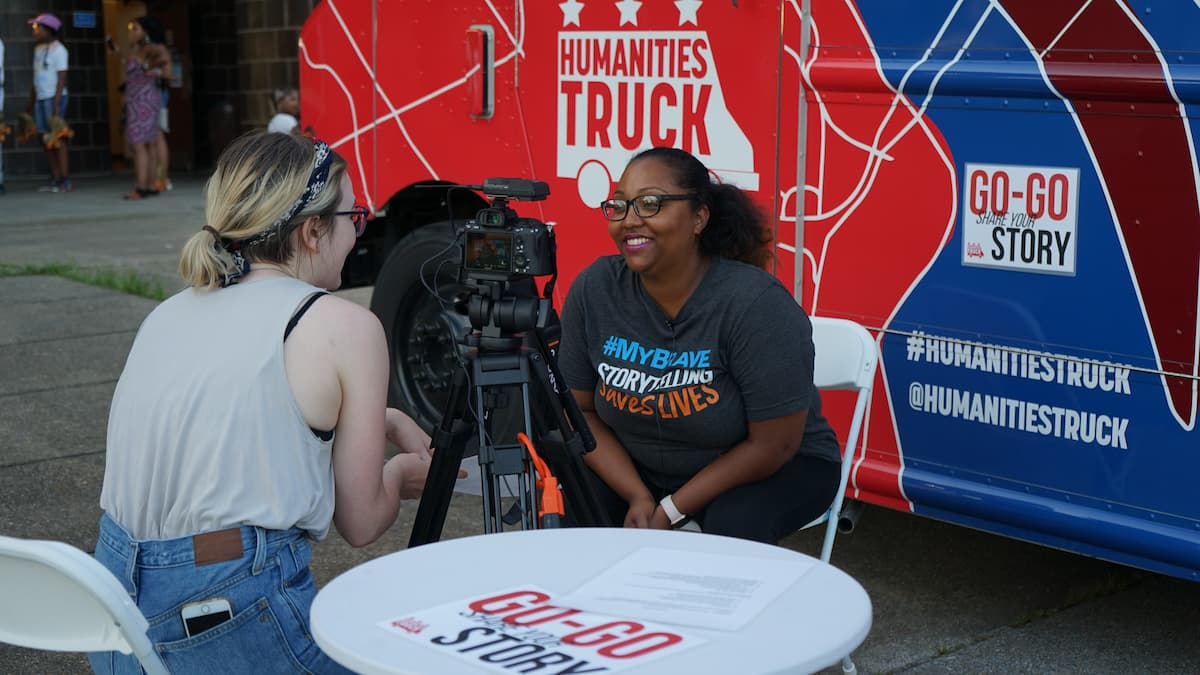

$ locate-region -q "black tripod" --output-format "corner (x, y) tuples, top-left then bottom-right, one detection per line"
(408, 280), (609, 547)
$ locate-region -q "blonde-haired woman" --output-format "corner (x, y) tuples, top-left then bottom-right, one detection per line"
(89, 132), (436, 674)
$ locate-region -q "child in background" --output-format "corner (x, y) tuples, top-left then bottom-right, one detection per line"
(268, 87), (300, 135)
(27, 13), (71, 193)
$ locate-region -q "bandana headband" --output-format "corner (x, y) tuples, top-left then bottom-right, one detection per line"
(203, 140), (333, 287)
(241, 140), (334, 248)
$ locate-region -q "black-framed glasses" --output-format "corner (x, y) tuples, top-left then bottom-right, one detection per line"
(336, 205), (370, 237)
(601, 194), (696, 221)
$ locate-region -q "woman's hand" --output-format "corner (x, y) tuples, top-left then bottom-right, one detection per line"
(385, 408), (431, 460)
(624, 494), (660, 528)
(647, 505), (673, 530)
(385, 408), (466, 481)
(384, 454), (431, 500)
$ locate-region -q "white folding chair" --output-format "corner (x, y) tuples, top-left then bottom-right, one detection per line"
(0, 535), (169, 675)
(678, 316), (878, 557)
(667, 317), (877, 671)
(801, 316), (878, 564)
(799, 316), (877, 674)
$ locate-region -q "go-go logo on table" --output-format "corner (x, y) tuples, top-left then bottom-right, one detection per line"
(379, 586), (702, 674)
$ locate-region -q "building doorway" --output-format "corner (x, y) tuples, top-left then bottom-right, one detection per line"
(101, 1), (194, 174)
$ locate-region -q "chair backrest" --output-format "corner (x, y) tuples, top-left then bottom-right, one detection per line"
(0, 535), (169, 675)
(811, 316), (878, 393)
(807, 317), (878, 563)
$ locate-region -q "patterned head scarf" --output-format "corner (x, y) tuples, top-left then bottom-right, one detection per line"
(205, 140), (334, 287)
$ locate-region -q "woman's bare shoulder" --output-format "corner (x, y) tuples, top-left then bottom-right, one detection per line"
(302, 294), (385, 341)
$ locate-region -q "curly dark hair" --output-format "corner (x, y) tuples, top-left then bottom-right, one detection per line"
(628, 147), (773, 269)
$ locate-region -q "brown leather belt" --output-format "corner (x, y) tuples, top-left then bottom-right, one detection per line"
(192, 528), (244, 566)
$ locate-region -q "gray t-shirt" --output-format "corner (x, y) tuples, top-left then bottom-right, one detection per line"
(558, 255), (839, 489)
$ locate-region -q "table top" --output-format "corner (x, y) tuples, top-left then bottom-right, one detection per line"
(311, 528), (871, 675)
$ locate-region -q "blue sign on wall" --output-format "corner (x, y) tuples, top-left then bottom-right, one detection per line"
(73, 12), (97, 29)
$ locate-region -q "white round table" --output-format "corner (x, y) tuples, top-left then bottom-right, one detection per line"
(312, 528), (870, 675)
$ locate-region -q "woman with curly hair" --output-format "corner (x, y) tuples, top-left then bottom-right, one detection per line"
(558, 146), (841, 543)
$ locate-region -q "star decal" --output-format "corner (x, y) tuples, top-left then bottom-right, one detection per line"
(675, 0), (702, 26)
(559, 0), (584, 27)
(615, 0), (643, 26)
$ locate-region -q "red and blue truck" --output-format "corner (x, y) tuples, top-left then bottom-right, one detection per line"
(300, 0), (1200, 580)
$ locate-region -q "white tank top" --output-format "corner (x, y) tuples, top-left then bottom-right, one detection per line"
(100, 277), (336, 541)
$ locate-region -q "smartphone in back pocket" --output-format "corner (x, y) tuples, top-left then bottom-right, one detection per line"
(181, 597), (233, 637)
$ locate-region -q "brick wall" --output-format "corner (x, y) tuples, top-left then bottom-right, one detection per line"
(2, 2), (113, 182)
(189, 0), (241, 167)
(235, 0), (315, 134)
(0, 0), (315, 180)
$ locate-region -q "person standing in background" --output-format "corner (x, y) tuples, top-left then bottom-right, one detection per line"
(108, 16), (169, 200)
(268, 86), (300, 135)
(153, 28), (182, 193)
(27, 13), (71, 193)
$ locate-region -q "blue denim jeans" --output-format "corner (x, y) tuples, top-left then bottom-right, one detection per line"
(34, 95), (69, 134)
(87, 513), (353, 675)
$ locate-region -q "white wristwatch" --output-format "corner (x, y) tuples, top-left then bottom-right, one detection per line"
(659, 494), (688, 526)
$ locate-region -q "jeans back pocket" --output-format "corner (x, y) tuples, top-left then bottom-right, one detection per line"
(157, 597), (309, 674)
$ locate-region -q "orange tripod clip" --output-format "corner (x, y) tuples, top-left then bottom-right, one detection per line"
(517, 432), (564, 528)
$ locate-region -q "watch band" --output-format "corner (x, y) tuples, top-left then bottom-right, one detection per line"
(659, 494), (687, 526)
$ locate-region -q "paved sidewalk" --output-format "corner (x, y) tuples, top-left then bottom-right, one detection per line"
(2, 174), (1198, 674)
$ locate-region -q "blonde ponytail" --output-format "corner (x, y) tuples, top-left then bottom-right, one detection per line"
(179, 229), (241, 290)
(179, 132), (347, 289)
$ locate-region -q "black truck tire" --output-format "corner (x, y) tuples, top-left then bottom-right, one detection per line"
(369, 225), (471, 432)
(369, 224), (527, 450)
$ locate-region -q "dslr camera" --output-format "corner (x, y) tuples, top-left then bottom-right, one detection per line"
(462, 178), (555, 282)
(455, 178), (557, 338)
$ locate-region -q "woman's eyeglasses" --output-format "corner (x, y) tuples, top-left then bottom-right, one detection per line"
(601, 194), (696, 221)
(336, 206), (370, 237)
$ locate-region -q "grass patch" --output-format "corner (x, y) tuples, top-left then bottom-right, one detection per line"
(0, 262), (167, 300)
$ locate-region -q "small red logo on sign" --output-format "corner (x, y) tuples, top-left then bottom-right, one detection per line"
(391, 617), (429, 634)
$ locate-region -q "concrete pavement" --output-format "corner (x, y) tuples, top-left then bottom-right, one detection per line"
(2, 174), (1198, 674)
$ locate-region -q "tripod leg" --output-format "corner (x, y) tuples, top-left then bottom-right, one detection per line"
(526, 351), (611, 527)
(408, 365), (474, 547)
(472, 357), (539, 533)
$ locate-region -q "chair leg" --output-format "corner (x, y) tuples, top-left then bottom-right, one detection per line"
(841, 655), (857, 674)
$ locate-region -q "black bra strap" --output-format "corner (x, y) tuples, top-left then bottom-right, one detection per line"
(283, 291), (334, 441)
(284, 292), (328, 341)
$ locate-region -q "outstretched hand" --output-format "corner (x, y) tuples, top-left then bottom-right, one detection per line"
(385, 408), (431, 460)
(384, 408), (467, 487)
(386, 454), (431, 501)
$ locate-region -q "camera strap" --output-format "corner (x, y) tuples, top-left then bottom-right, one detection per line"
(542, 236), (560, 300)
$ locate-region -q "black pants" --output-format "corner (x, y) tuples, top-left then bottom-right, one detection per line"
(573, 452), (841, 544)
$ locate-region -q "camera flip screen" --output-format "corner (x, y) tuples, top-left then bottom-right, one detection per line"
(465, 231), (512, 272)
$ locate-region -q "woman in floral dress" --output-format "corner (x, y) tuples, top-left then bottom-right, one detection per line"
(109, 16), (169, 199)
